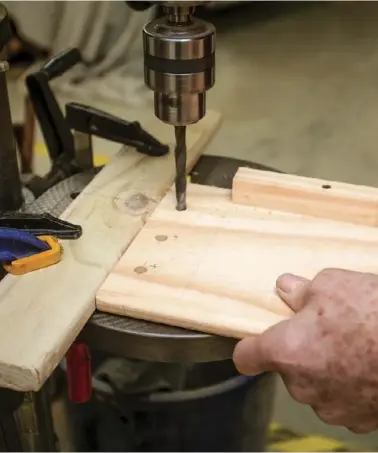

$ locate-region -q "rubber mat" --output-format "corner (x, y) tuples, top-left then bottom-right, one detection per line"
(268, 423), (367, 452)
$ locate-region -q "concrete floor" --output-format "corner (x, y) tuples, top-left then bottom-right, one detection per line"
(8, 1), (378, 450)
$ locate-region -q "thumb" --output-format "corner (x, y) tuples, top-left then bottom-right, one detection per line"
(233, 320), (290, 375)
(276, 273), (310, 312)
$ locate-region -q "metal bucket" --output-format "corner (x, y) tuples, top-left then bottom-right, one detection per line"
(71, 360), (276, 452)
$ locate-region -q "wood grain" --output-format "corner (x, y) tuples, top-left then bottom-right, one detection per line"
(0, 110), (221, 392)
(232, 167), (378, 226)
(97, 182), (378, 339)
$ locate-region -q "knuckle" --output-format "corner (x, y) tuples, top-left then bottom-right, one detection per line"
(317, 267), (340, 278)
(313, 408), (341, 425)
(280, 324), (303, 361)
(311, 268), (338, 291)
(286, 386), (310, 404)
(258, 323), (288, 370)
(311, 268), (356, 299)
(283, 375), (315, 405)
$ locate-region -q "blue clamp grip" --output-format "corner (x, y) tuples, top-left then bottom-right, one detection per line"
(0, 227), (50, 262)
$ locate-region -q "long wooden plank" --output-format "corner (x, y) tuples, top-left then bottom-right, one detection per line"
(97, 181), (378, 339)
(0, 110), (221, 392)
(232, 167), (378, 226)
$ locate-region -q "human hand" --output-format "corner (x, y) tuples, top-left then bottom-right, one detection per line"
(233, 268), (378, 433)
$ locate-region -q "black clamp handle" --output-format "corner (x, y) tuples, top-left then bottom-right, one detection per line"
(42, 48), (81, 79)
(25, 48), (81, 164)
(25, 46), (170, 198)
(0, 212), (82, 239)
(66, 103), (169, 157)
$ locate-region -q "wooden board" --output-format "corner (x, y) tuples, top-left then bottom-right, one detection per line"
(0, 110), (221, 392)
(97, 176), (378, 339)
(233, 167), (378, 227)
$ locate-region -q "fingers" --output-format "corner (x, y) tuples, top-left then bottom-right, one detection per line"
(233, 320), (290, 375)
(233, 336), (264, 375)
(235, 273), (312, 374)
(276, 273), (310, 312)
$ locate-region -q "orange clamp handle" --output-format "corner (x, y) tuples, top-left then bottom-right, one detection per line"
(4, 235), (62, 275)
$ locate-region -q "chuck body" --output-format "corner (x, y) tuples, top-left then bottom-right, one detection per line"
(143, 5), (215, 126)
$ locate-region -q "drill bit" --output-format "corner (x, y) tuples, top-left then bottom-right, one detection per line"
(174, 125), (187, 211)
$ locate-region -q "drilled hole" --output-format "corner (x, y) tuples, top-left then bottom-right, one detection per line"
(155, 235), (168, 242)
(322, 184), (331, 189)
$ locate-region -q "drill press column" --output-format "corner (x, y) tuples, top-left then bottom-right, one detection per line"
(0, 4), (23, 211)
(143, 3), (215, 210)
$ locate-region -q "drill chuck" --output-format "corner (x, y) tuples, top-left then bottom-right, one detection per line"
(143, 4), (215, 126)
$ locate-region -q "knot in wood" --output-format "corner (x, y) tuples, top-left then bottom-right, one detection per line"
(125, 193), (150, 212)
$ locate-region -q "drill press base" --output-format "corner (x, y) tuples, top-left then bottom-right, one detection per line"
(81, 156), (282, 363)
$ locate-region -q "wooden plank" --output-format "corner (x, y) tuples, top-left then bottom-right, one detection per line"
(232, 167), (378, 227)
(97, 181), (378, 339)
(0, 110), (221, 392)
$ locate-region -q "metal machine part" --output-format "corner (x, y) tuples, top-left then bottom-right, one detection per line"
(16, 389), (58, 452)
(126, 1), (154, 11)
(25, 47), (169, 198)
(0, 389), (24, 451)
(87, 362), (275, 452)
(66, 103), (169, 157)
(174, 126), (187, 210)
(0, 4), (23, 211)
(0, 3), (11, 51)
(142, 2), (215, 210)
(143, 2), (215, 126)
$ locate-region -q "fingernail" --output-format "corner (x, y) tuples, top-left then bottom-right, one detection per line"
(276, 273), (308, 293)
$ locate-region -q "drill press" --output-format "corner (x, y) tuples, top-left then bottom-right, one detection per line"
(142, 2), (215, 210)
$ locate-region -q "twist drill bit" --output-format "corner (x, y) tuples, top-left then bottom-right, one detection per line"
(143, 5), (216, 211)
(174, 125), (187, 211)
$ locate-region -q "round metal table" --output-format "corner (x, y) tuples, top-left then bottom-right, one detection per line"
(79, 155), (281, 363)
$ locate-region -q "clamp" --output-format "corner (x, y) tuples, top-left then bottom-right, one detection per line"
(0, 212), (82, 275)
(3, 234), (61, 276)
(0, 211), (92, 401)
(25, 47), (170, 198)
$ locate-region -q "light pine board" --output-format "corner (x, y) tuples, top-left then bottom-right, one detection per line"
(97, 176), (378, 339)
(233, 167), (378, 227)
(0, 110), (221, 392)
